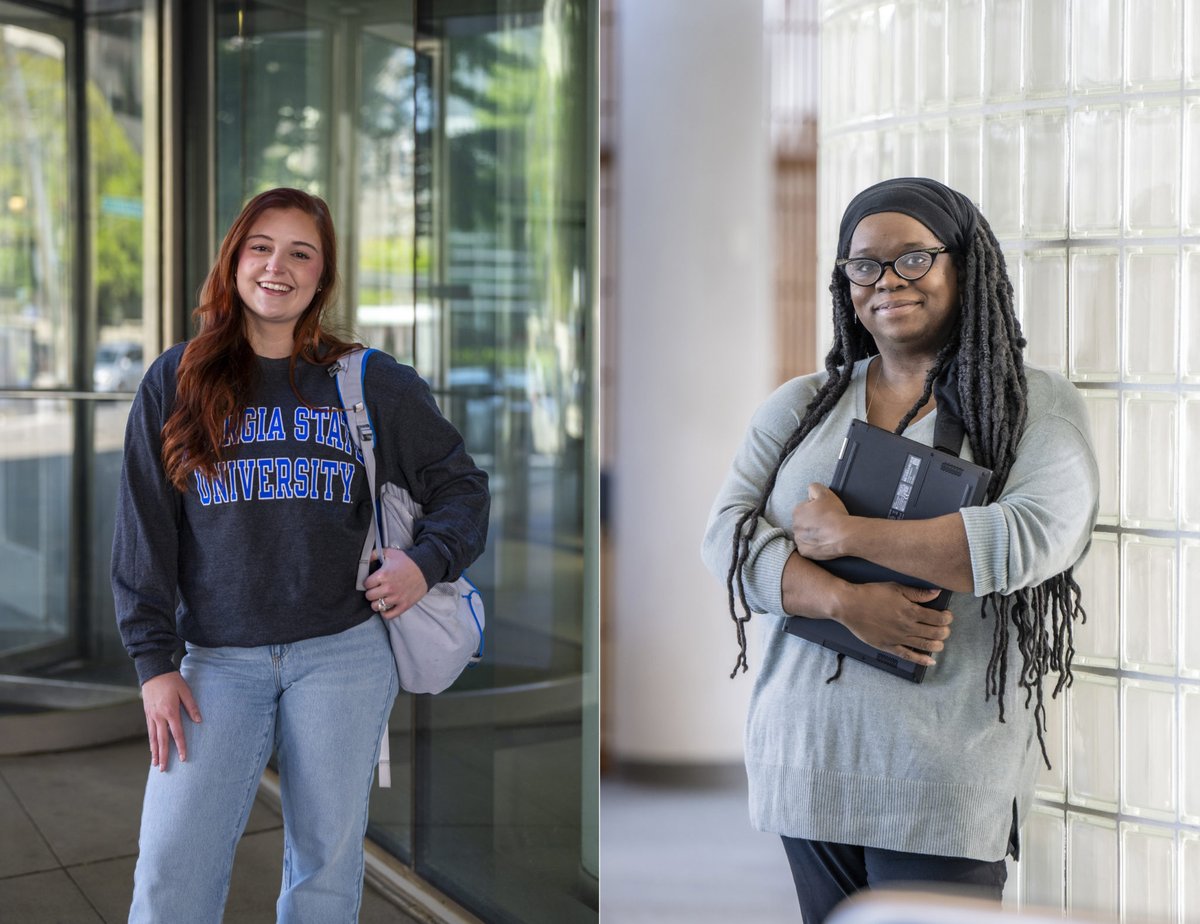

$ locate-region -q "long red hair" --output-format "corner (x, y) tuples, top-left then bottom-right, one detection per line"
(161, 187), (358, 491)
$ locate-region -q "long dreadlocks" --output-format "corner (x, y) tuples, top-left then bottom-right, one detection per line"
(724, 206), (1085, 769)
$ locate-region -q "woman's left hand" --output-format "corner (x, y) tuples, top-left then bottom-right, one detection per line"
(365, 548), (430, 619)
(792, 483), (853, 561)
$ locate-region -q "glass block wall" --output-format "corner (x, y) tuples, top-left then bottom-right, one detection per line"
(816, 0), (1199, 917)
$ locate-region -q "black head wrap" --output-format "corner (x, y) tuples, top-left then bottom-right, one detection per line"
(836, 177), (981, 455)
(836, 176), (979, 259)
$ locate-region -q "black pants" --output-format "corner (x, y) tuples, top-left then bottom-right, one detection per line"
(780, 836), (1007, 923)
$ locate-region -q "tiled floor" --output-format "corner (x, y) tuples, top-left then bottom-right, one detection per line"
(600, 772), (799, 924)
(0, 738), (420, 923)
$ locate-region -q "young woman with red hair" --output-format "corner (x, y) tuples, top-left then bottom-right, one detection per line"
(112, 187), (489, 922)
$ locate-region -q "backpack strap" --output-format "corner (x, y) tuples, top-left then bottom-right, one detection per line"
(330, 347), (395, 787)
(330, 348), (383, 589)
(932, 360), (966, 457)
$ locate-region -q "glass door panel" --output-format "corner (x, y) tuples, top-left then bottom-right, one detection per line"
(352, 6), (417, 367)
(215, 1), (334, 232)
(0, 4), (74, 664)
(89, 7), (148, 389)
(0, 5), (72, 391)
(87, 2), (152, 683)
(0, 397), (73, 657)
(414, 2), (595, 920)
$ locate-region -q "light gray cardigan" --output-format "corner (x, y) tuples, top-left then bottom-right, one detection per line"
(701, 358), (1099, 861)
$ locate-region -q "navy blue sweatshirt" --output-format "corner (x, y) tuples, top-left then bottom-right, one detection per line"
(111, 343), (490, 685)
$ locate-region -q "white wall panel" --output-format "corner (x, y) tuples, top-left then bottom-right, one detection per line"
(1120, 822), (1177, 921)
(1072, 0), (1123, 93)
(1182, 685), (1200, 823)
(611, 0), (770, 762)
(1126, 0), (1183, 90)
(1024, 0), (1068, 96)
(1070, 107), (1122, 237)
(1068, 674), (1119, 811)
(1121, 679), (1177, 820)
(1185, 102), (1200, 233)
(1182, 832), (1200, 922)
(1069, 250), (1121, 380)
(947, 0), (983, 105)
(1183, 542), (1200, 678)
(1125, 102), (1182, 235)
(1189, 0), (1200, 87)
(1021, 249), (1067, 372)
(1072, 531), (1119, 665)
(947, 118), (982, 204)
(1021, 806), (1065, 910)
(983, 114), (1021, 236)
(1121, 393), (1178, 528)
(984, 0), (1022, 100)
(1119, 536), (1177, 676)
(1185, 247), (1200, 381)
(1023, 110), (1068, 237)
(918, 0), (947, 109)
(1066, 813), (1119, 916)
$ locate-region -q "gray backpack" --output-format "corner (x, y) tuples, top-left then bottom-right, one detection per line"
(331, 348), (485, 773)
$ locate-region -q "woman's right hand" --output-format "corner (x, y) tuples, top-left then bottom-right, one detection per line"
(141, 671), (202, 771)
(834, 582), (952, 667)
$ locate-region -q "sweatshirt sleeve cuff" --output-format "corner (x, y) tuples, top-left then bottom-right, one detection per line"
(406, 542), (449, 589)
(961, 503), (1010, 597)
(740, 530), (794, 616)
(135, 650), (179, 686)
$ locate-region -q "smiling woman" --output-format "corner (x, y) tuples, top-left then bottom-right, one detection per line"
(111, 185), (490, 922)
(234, 208), (326, 357)
(846, 215), (959, 366)
(702, 176), (1100, 921)
(845, 212), (961, 431)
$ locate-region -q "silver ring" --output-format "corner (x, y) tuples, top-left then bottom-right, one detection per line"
(377, 598), (388, 613)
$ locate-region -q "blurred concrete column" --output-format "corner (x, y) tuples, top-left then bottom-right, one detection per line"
(609, 0), (772, 765)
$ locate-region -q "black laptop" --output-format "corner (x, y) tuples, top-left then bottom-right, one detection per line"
(782, 418), (992, 682)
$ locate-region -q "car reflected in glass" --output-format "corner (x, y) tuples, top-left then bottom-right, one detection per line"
(93, 341), (144, 392)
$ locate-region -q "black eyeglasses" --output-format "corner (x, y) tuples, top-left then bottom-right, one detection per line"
(836, 246), (950, 287)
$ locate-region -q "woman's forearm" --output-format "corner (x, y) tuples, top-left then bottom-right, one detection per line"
(839, 511), (975, 593)
(780, 550), (851, 619)
(792, 484), (976, 593)
(780, 549), (953, 667)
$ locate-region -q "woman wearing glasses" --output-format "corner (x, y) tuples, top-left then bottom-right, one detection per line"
(701, 177), (1098, 919)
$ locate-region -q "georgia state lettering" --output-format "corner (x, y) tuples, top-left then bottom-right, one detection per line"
(293, 406), (360, 456)
(198, 404), (363, 507)
(222, 406), (288, 446)
(194, 457), (356, 506)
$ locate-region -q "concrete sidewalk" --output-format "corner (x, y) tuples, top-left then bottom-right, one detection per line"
(0, 738), (419, 923)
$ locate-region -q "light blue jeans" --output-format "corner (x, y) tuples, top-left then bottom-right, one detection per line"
(129, 616), (399, 924)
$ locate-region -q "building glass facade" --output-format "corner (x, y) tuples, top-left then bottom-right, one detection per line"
(0, 1), (597, 920)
